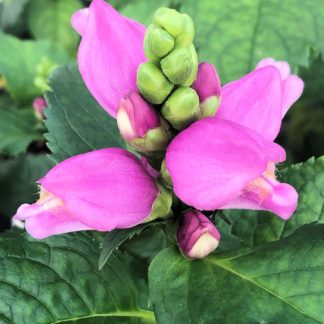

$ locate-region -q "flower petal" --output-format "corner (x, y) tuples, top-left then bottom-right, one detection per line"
(222, 180), (298, 220)
(38, 148), (159, 231)
(256, 58), (291, 79)
(74, 0), (146, 117)
(14, 204), (91, 239)
(281, 75), (304, 116)
(255, 58), (304, 116)
(71, 8), (89, 36)
(217, 66), (282, 141)
(166, 118), (278, 210)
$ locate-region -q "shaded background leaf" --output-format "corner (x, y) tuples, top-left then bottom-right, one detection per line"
(0, 154), (54, 218)
(0, 31), (70, 103)
(27, 0), (83, 55)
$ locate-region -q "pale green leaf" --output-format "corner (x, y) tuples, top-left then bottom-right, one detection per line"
(181, 0), (324, 82)
(27, 0), (83, 55)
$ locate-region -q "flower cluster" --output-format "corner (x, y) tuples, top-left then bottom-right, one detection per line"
(14, 0), (304, 259)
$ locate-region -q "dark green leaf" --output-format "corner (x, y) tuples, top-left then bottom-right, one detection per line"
(0, 108), (43, 156)
(222, 157), (324, 246)
(181, 0), (324, 82)
(0, 31), (70, 103)
(149, 224), (324, 323)
(0, 0), (28, 33)
(99, 223), (154, 270)
(0, 154), (54, 217)
(45, 63), (125, 163)
(0, 231), (155, 323)
(27, 0), (83, 55)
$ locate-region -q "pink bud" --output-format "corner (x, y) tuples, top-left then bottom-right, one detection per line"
(192, 62), (221, 101)
(33, 97), (47, 120)
(117, 92), (160, 141)
(177, 210), (221, 259)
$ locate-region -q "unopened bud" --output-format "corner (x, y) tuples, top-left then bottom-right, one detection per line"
(153, 8), (194, 48)
(177, 210), (221, 259)
(117, 92), (170, 152)
(145, 183), (173, 222)
(144, 24), (175, 59)
(192, 62), (221, 118)
(160, 159), (172, 188)
(161, 86), (199, 130)
(182, 44), (198, 86)
(137, 62), (174, 104)
(33, 97), (47, 120)
(161, 46), (198, 85)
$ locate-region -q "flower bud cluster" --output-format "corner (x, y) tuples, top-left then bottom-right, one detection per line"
(116, 7), (222, 259)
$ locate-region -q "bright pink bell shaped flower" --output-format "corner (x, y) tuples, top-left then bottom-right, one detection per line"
(71, 0), (146, 117)
(166, 118), (297, 220)
(165, 59), (302, 219)
(177, 210), (221, 259)
(13, 149), (159, 239)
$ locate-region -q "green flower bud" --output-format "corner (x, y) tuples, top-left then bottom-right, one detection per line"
(175, 14), (195, 48)
(145, 183), (173, 222)
(153, 8), (194, 48)
(145, 24), (175, 59)
(182, 44), (198, 86)
(199, 96), (221, 119)
(160, 159), (172, 188)
(161, 86), (200, 130)
(137, 62), (174, 104)
(161, 47), (194, 85)
(153, 8), (184, 38)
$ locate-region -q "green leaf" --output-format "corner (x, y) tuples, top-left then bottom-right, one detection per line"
(0, 31), (70, 103)
(0, 0), (28, 33)
(0, 231), (155, 323)
(0, 108), (42, 156)
(27, 0), (83, 55)
(45, 63), (125, 163)
(0, 154), (54, 217)
(149, 224), (324, 323)
(180, 0), (324, 82)
(99, 223), (154, 270)
(222, 157), (324, 246)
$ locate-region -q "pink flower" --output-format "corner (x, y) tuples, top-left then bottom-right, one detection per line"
(192, 62), (221, 102)
(166, 59), (303, 220)
(117, 92), (159, 140)
(33, 97), (47, 120)
(13, 149), (160, 239)
(177, 210), (221, 259)
(71, 0), (146, 117)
